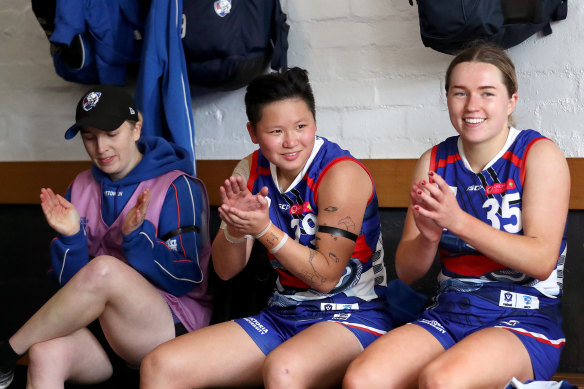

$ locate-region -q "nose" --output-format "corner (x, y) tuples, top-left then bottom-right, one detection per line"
(282, 130), (298, 148)
(465, 93), (480, 111)
(95, 135), (109, 153)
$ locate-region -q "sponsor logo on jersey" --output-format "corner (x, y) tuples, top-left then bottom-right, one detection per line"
(166, 239), (177, 251)
(500, 319), (520, 327)
(320, 303), (360, 311)
(499, 290), (539, 309)
(289, 202), (313, 215)
(485, 179), (516, 195)
(279, 203), (290, 211)
(214, 0), (231, 17)
(242, 317), (268, 335)
(466, 185), (483, 191)
(332, 313), (352, 320)
(82, 92), (101, 111)
(418, 319), (446, 334)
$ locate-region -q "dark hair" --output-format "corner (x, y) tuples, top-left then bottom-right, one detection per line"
(445, 42), (518, 127)
(244, 67), (316, 129)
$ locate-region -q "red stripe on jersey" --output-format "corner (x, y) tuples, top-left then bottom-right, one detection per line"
(435, 153), (461, 169)
(352, 234), (373, 264)
(313, 156), (373, 204)
(440, 253), (507, 276)
(519, 137), (545, 186)
(501, 327), (565, 348)
(275, 268), (309, 289)
(430, 145), (438, 172)
(247, 152), (260, 192)
(501, 150), (522, 167)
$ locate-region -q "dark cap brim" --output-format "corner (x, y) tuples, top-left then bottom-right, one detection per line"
(64, 115), (128, 140)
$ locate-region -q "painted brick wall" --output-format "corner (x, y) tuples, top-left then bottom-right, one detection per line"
(1, 0), (583, 161)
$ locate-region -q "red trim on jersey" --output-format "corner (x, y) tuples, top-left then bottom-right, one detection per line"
(435, 153), (462, 168)
(275, 268), (309, 289)
(171, 182), (188, 259)
(313, 156), (374, 204)
(352, 234), (373, 264)
(337, 322), (384, 337)
(501, 327), (565, 348)
(247, 151), (260, 192)
(518, 137), (545, 186)
(429, 145), (439, 172)
(440, 253), (507, 276)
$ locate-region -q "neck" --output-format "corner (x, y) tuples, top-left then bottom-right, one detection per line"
(462, 126), (511, 172)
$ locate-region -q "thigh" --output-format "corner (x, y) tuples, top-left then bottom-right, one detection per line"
(421, 327), (533, 388)
(264, 321), (363, 389)
(142, 320), (266, 388)
(92, 257), (176, 365)
(344, 323), (445, 389)
(27, 328), (113, 385)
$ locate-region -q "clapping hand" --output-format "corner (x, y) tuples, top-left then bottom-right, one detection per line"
(122, 188), (151, 236)
(40, 188), (81, 236)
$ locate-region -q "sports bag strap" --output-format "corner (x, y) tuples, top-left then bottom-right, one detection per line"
(270, 0), (290, 71)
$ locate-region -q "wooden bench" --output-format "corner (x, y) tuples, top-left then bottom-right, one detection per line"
(2, 160), (583, 387)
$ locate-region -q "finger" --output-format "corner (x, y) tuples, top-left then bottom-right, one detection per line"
(229, 176), (241, 195)
(235, 176), (247, 192)
(219, 185), (228, 203)
(56, 194), (72, 209)
(258, 186), (269, 197)
(223, 178), (235, 197)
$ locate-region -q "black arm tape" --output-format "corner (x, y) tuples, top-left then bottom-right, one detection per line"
(161, 225), (200, 241)
(316, 225), (358, 242)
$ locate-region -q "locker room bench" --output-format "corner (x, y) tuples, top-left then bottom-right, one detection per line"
(1, 159), (583, 387)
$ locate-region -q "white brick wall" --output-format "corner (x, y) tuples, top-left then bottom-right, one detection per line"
(1, 0), (583, 161)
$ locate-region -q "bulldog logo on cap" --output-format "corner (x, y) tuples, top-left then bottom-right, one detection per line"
(82, 92), (102, 111)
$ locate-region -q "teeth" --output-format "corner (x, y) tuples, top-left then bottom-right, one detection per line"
(465, 118), (485, 124)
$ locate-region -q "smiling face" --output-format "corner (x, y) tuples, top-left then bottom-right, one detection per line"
(247, 98), (317, 187)
(447, 61), (518, 153)
(80, 120), (142, 181)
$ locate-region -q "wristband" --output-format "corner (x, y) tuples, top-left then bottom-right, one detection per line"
(223, 228), (246, 244)
(269, 233), (289, 254)
(254, 221), (272, 239)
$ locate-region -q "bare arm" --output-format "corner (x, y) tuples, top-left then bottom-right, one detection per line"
(395, 150), (442, 284)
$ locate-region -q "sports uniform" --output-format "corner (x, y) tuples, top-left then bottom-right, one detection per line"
(50, 136), (212, 332)
(233, 136), (393, 354)
(412, 128), (567, 380)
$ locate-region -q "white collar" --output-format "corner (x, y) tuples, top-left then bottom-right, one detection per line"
(270, 136), (324, 193)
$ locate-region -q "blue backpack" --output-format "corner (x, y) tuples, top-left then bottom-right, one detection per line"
(410, 0), (568, 55)
(182, 0), (289, 91)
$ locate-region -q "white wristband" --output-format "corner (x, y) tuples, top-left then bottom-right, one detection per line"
(254, 221), (272, 239)
(269, 233), (289, 254)
(223, 228), (246, 244)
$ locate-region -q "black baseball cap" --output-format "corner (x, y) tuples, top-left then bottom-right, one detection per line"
(65, 85), (139, 139)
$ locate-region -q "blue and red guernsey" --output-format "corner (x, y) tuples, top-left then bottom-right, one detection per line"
(430, 128), (567, 297)
(247, 137), (387, 307)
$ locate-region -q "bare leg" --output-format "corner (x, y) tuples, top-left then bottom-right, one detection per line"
(263, 321), (362, 389)
(343, 324), (445, 389)
(25, 328), (113, 389)
(141, 321), (266, 389)
(10, 255), (175, 366)
(418, 327), (533, 389)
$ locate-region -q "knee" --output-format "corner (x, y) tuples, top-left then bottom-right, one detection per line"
(263, 352), (300, 389)
(73, 255), (120, 292)
(27, 341), (70, 379)
(343, 358), (387, 389)
(140, 346), (182, 386)
(419, 360), (458, 389)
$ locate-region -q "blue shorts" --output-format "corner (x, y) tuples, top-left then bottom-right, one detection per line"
(412, 280), (565, 380)
(235, 298), (393, 355)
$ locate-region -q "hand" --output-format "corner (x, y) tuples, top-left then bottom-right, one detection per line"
(219, 176), (268, 212)
(219, 189), (271, 237)
(122, 188), (151, 236)
(40, 188), (80, 236)
(411, 171), (463, 234)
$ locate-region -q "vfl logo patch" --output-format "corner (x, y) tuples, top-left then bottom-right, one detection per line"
(499, 290), (539, 310)
(486, 179), (516, 195)
(82, 92), (101, 111)
(320, 303), (360, 311)
(214, 0), (231, 17)
(289, 202), (313, 215)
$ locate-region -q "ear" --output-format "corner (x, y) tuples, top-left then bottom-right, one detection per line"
(507, 93), (518, 116)
(133, 121), (142, 141)
(247, 122), (259, 144)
